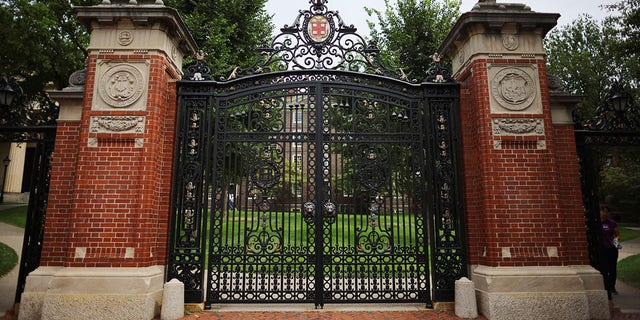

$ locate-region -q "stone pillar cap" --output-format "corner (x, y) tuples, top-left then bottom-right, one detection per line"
(438, 1), (559, 59)
(74, 3), (198, 56)
(471, 0), (532, 13)
(99, 0), (165, 5)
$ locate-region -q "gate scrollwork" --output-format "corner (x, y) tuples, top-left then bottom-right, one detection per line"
(170, 0), (463, 308)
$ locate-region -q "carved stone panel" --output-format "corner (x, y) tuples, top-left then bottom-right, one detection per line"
(89, 115), (145, 134)
(492, 118), (544, 136)
(92, 60), (149, 110)
(492, 118), (546, 150)
(488, 64), (542, 114)
(88, 116), (145, 148)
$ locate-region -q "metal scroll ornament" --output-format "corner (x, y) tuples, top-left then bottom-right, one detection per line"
(182, 0), (433, 82)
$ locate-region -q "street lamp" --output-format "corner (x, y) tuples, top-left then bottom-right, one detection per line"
(0, 76), (22, 108)
(591, 81), (638, 131)
(0, 156), (10, 203)
(607, 82), (632, 113)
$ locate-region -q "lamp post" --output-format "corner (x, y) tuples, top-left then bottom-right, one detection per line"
(0, 156), (10, 203)
(1, 76), (21, 203)
(0, 76), (21, 108)
(605, 81), (634, 131)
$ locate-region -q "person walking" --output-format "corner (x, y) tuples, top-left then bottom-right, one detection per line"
(600, 204), (620, 299)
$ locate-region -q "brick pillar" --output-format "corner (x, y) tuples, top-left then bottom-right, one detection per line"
(440, 2), (608, 320)
(20, 2), (196, 320)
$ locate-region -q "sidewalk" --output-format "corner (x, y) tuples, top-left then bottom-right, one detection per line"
(0, 221), (24, 318)
(613, 236), (640, 314)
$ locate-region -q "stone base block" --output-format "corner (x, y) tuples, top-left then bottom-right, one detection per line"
(184, 303), (204, 314)
(472, 265), (609, 320)
(19, 266), (164, 320)
(432, 302), (454, 312)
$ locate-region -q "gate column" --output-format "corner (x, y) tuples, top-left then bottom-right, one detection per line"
(19, 2), (196, 320)
(440, 2), (608, 320)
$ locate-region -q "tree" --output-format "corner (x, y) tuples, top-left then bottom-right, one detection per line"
(165, 0), (273, 78)
(0, 0), (273, 123)
(545, 3), (640, 216)
(365, 0), (461, 79)
(605, 0), (640, 81)
(544, 15), (626, 121)
(0, 0), (96, 127)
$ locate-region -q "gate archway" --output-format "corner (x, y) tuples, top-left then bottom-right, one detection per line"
(168, 1), (465, 308)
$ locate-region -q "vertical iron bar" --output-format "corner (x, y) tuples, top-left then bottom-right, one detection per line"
(313, 83), (325, 308)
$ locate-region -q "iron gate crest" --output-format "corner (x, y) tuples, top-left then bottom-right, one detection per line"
(168, 0), (465, 308)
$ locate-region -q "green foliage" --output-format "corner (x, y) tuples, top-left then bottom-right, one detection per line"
(0, 0), (97, 93)
(165, 0), (274, 78)
(605, 0), (640, 81)
(545, 2), (640, 216)
(544, 15), (624, 121)
(365, 0), (461, 79)
(599, 148), (640, 210)
(545, 1), (640, 120)
(618, 253), (640, 289)
(0, 205), (27, 228)
(0, 0), (273, 122)
(0, 0), (98, 126)
(0, 241), (18, 279)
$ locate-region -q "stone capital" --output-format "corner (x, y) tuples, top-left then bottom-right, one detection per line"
(438, 5), (559, 75)
(74, 3), (197, 72)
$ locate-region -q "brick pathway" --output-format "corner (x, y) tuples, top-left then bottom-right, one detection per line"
(174, 310), (486, 320)
(1, 309), (639, 319)
(167, 310), (640, 320)
(170, 310), (640, 320)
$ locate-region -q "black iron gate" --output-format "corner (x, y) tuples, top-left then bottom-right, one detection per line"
(574, 81), (640, 275)
(168, 1), (465, 308)
(10, 130), (54, 304)
(0, 75), (57, 304)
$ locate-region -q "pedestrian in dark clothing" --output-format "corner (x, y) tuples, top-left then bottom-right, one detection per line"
(600, 205), (620, 299)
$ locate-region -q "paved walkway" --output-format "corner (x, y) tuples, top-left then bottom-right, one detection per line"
(614, 237), (640, 314)
(173, 310), (486, 320)
(0, 217), (24, 318)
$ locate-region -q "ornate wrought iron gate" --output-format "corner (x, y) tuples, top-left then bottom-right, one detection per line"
(168, 1), (465, 308)
(574, 81), (640, 283)
(0, 75), (57, 304)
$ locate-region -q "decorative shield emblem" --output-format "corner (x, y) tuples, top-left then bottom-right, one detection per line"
(307, 15), (330, 42)
(499, 73), (529, 105)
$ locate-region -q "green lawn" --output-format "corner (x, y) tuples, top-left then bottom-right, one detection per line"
(619, 226), (640, 242)
(0, 205), (28, 228)
(0, 241), (18, 278)
(618, 254), (640, 289)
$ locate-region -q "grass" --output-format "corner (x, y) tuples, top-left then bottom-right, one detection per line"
(0, 205), (28, 228)
(206, 209), (426, 275)
(619, 226), (640, 242)
(0, 241), (18, 279)
(618, 254), (640, 289)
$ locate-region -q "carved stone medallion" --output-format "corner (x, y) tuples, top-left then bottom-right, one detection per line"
(491, 68), (536, 111)
(502, 34), (518, 51)
(117, 30), (134, 46)
(98, 65), (144, 108)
